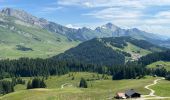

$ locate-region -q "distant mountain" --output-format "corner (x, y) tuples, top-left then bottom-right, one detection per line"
(0, 8), (78, 59)
(53, 37), (166, 66)
(1, 8), (169, 44)
(43, 21), (168, 46)
(159, 39), (170, 48)
(95, 23), (124, 37)
(0, 8), (169, 59)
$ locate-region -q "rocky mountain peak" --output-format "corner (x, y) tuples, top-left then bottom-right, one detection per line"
(103, 23), (118, 29)
(96, 23), (120, 32)
(0, 8), (49, 26)
(1, 8), (11, 15)
(1, 8), (36, 20)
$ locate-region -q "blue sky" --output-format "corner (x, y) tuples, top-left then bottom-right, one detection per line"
(0, 0), (170, 36)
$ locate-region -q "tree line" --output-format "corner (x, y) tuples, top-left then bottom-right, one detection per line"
(138, 50), (170, 80)
(0, 77), (25, 95)
(0, 57), (165, 80)
(138, 50), (170, 66)
(0, 80), (14, 95)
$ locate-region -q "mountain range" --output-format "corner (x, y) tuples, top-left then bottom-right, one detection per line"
(0, 8), (169, 59)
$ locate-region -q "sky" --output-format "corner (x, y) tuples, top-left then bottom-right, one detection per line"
(0, 0), (170, 36)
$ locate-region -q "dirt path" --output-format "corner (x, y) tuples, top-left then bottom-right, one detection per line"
(107, 78), (170, 100)
(144, 78), (165, 96)
(31, 88), (51, 91)
(61, 83), (73, 89)
(144, 97), (170, 100)
(140, 78), (170, 100)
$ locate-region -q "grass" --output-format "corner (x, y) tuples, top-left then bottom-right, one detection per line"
(0, 18), (79, 59)
(151, 79), (170, 97)
(147, 61), (170, 71)
(110, 42), (151, 56)
(123, 42), (151, 56)
(0, 72), (160, 100)
(109, 42), (151, 61)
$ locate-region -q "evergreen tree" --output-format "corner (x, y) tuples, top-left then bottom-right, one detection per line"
(32, 78), (41, 88)
(79, 78), (88, 88)
(27, 78), (46, 89)
(0, 81), (14, 95)
(40, 79), (46, 88)
(27, 80), (32, 89)
(165, 72), (170, 81)
(71, 76), (75, 80)
(165, 75), (170, 81)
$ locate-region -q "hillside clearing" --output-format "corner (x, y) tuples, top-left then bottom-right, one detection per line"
(147, 61), (170, 71)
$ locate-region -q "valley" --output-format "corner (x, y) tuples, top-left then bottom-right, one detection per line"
(1, 72), (170, 100)
(0, 7), (170, 100)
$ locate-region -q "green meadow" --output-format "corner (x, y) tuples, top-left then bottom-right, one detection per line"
(1, 72), (167, 100)
(147, 61), (170, 71)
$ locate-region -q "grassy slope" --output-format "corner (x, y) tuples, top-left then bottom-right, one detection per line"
(0, 72), (159, 100)
(151, 79), (170, 97)
(0, 18), (79, 59)
(147, 61), (170, 71)
(124, 42), (151, 56)
(109, 42), (151, 56)
(109, 42), (151, 61)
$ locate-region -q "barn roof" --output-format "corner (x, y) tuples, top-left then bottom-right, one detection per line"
(125, 89), (140, 96)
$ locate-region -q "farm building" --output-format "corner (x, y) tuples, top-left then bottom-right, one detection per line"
(115, 92), (126, 99)
(125, 89), (141, 98)
(115, 89), (141, 99)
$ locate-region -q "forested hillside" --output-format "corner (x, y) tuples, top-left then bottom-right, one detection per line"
(55, 38), (125, 66)
(53, 37), (165, 65)
(139, 50), (170, 66)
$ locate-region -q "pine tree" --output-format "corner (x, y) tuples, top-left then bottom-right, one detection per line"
(40, 79), (46, 88)
(27, 78), (46, 89)
(0, 81), (14, 94)
(79, 78), (88, 88)
(71, 76), (75, 80)
(165, 72), (170, 80)
(27, 80), (32, 89)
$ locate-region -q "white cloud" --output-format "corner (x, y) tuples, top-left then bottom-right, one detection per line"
(57, 0), (81, 6)
(40, 6), (63, 13)
(139, 0), (170, 6)
(83, 7), (143, 20)
(139, 25), (170, 36)
(155, 11), (170, 19)
(82, 2), (93, 8)
(57, 0), (170, 36)
(58, 0), (145, 9)
(42, 6), (63, 12)
(57, 0), (170, 8)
